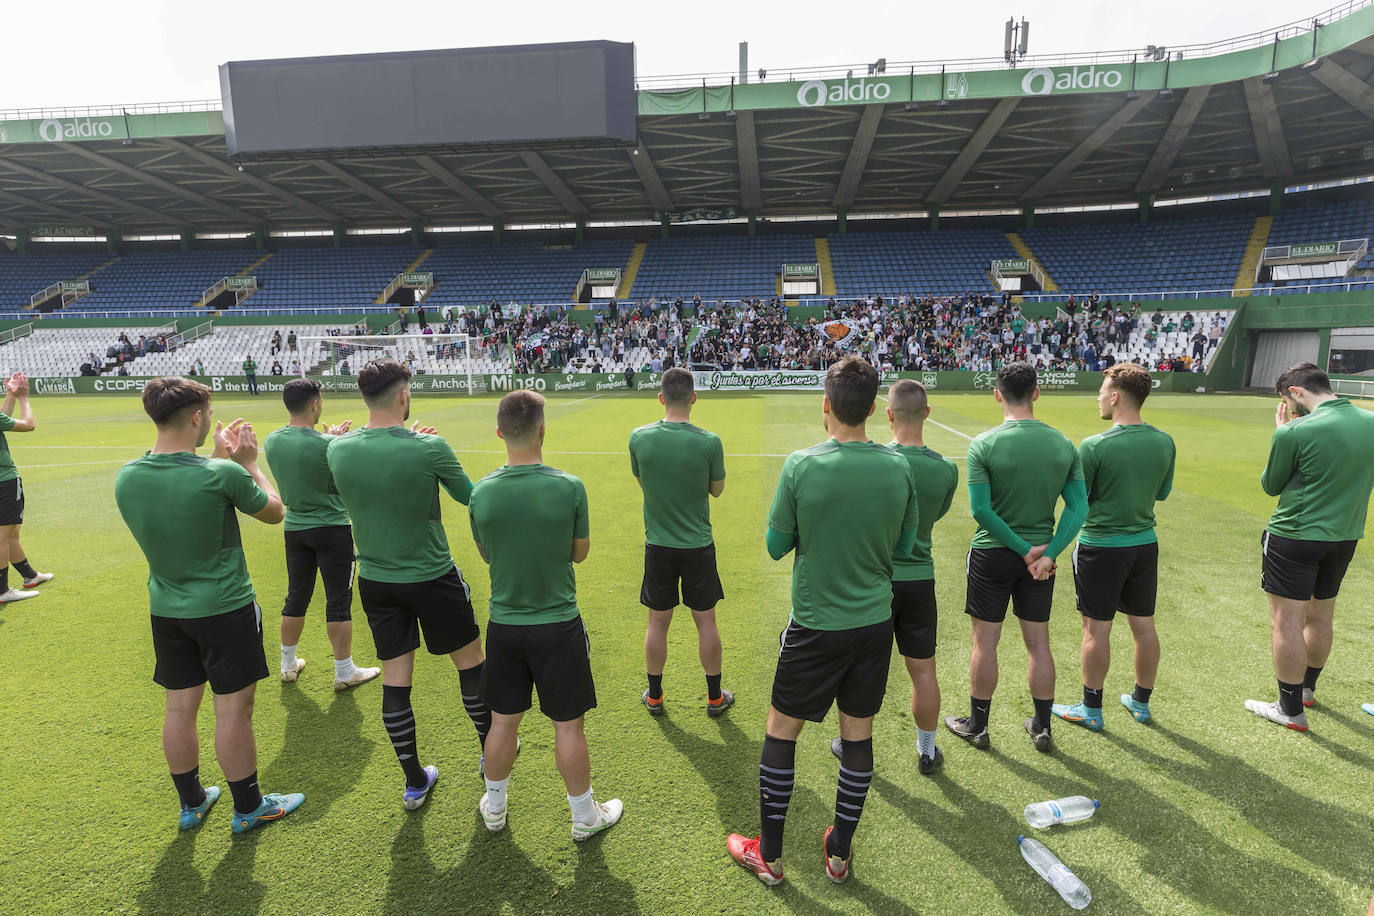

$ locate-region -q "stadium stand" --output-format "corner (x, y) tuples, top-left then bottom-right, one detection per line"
(421, 239), (635, 310)
(1020, 213), (1255, 298)
(827, 229), (1018, 297)
(0, 251), (114, 310)
(0, 327), (166, 378)
(73, 250), (261, 311)
(1254, 198), (1374, 290)
(246, 247), (423, 313)
(628, 235), (818, 301)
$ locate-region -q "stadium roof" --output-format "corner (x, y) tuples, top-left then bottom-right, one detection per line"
(3, 3), (1374, 235)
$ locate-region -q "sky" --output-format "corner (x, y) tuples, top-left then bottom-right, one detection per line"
(0, 0), (1320, 110)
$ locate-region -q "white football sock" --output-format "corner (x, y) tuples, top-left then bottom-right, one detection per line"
(917, 728), (936, 760)
(280, 645), (297, 672)
(333, 656), (356, 679)
(484, 776), (509, 813)
(568, 787), (598, 825)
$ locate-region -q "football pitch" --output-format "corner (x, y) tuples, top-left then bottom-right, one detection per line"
(1, 388), (1373, 916)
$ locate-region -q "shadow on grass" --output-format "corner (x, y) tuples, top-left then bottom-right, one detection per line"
(1114, 723), (1374, 886)
(657, 712), (758, 830)
(872, 769), (1058, 916)
(259, 685), (374, 823)
(1011, 735), (1344, 912)
(136, 829), (265, 916)
(383, 808), (643, 915)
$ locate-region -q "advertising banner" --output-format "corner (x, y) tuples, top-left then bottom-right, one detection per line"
(27, 369), (1198, 397)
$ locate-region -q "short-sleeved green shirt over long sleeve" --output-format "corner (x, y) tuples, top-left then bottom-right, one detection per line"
(767, 439), (918, 631)
(1262, 398), (1374, 542)
(966, 419), (1083, 550)
(1077, 424), (1176, 547)
(629, 420), (725, 549)
(326, 426), (473, 583)
(0, 413), (18, 483)
(264, 426), (350, 531)
(469, 464), (589, 626)
(115, 453), (269, 618)
(890, 444), (959, 582)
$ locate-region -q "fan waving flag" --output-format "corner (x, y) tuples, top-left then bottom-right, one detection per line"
(819, 319), (860, 348)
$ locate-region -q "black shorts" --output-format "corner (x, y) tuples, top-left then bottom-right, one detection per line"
(151, 602), (269, 694)
(965, 547), (1054, 624)
(282, 525), (356, 622)
(0, 477), (25, 526)
(640, 543), (725, 612)
(892, 579), (938, 659)
(1261, 532), (1358, 601)
(771, 619), (892, 722)
(482, 617), (597, 722)
(357, 567), (481, 660)
(1071, 542), (1159, 620)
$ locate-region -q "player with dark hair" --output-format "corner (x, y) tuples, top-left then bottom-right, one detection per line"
(264, 378), (379, 691)
(946, 361), (1086, 753)
(728, 356), (918, 886)
(629, 366), (731, 717)
(115, 377), (304, 833)
(1051, 363), (1175, 731)
(470, 390), (623, 840)
(830, 378), (958, 774)
(327, 358), (492, 809)
(1247, 362), (1374, 730)
(0, 372), (51, 604)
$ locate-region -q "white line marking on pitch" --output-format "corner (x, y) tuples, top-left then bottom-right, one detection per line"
(877, 395), (977, 441)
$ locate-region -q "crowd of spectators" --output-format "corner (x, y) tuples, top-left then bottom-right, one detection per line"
(421, 292), (1229, 375)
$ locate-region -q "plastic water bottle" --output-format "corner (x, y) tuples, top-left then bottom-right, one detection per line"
(1024, 796), (1099, 828)
(1017, 835), (1092, 910)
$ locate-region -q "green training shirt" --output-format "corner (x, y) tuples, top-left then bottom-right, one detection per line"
(243, 359), (257, 374)
(1078, 424), (1176, 547)
(966, 419), (1082, 550)
(326, 427), (473, 583)
(264, 426), (350, 531)
(1262, 398), (1374, 542)
(628, 420), (725, 549)
(767, 440), (918, 631)
(0, 413), (17, 483)
(890, 444), (959, 582)
(469, 464), (589, 626)
(114, 453), (269, 619)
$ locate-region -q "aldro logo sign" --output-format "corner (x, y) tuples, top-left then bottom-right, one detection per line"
(1018, 66), (1124, 95)
(796, 79), (892, 107)
(38, 117), (118, 142)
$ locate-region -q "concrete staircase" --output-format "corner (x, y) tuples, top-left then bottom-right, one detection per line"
(1006, 232), (1058, 292)
(617, 241), (647, 300)
(814, 237), (836, 296)
(1231, 215), (1273, 296)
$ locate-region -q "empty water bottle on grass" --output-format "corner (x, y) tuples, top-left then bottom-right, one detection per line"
(1018, 835), (1092, 910)
(1025, 796), (1099, 828)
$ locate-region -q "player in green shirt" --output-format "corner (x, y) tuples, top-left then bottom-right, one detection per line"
(469, 390), (623, 841)
(242, 356), (259, 396)
(628, 368), (731, 717)
(728, 357), (919, 887)
(263, 378), (379, 693)
(1050, 363), (1175, 732)
(326, 358), (490, 811)
(0, 372), (52, 604)
(1247, 363), (1374, 731)
(829, 378), (959, 776)
(114, 377), (303, 834)
(946, 362), (1087, 754)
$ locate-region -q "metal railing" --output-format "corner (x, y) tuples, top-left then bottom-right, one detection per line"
(1332, 377), (1374, 399)
(0, 324), (34, 346)
(636, 0), (1373, 90)
(0, 99), (219, 121)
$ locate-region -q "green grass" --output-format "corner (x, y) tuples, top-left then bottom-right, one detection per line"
(1, 389), (1373, 915)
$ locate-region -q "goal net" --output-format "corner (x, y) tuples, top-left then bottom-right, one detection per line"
(298, 333), (481, 395)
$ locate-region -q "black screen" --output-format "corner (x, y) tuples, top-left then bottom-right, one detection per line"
(220, 41), (636, 157)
